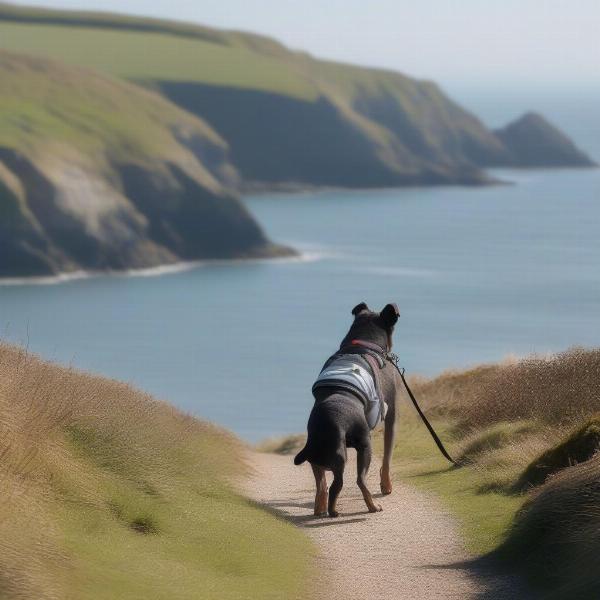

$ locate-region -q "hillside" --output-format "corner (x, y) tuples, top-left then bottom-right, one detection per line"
(0, 3), (594, 191)
(0, 51), (288, 277)
(396, 348), (600, 598)
(0, 342), (313, 599)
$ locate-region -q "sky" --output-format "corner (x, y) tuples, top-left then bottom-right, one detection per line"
(12, 0), (600, 89)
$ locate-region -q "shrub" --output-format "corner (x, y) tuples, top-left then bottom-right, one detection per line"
(514, 416), (600, 492)
(412, 348), (600, 431)
(498, 454), (600, 597)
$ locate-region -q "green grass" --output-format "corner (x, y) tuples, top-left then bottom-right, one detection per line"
(55, 450), (313, 600)
(382, 415), (528, 554)
(0, 343), (314, 599)
(0, 22), (318, 100)
(0, 5), (495, 146)
(0, 50), (222, 161)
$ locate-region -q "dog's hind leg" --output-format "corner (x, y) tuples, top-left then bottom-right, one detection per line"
(380, 399), (396, 495)
(311, 464), (328, 516)
(328, 457), (345, 518)
(357, 445), (383, 513)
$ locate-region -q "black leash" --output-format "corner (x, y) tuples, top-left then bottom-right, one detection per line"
(387, 353), (457, 466)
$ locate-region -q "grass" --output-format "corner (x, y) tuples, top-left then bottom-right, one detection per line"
(377, 414), (527, 554)
(0, 17), (488, 150)
(257, 434), (306, 456)
(514, 415), (600, 491)
(388, 348), (600, 597)
(0, 50), (223, 163)
(498, 454), (600, 597)
(0, 342), (314, 599)
(0, 22), (318, 101)
(443, 348), (600, 430)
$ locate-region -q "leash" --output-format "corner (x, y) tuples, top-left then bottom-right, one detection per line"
(387, 352), (457, 466)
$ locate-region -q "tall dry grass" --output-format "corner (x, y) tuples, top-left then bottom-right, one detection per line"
(0, 342), (240, 599)
(412, 348), (600, 431)
(410, 347), (600, 597)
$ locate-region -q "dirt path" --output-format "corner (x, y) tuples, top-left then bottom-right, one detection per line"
(244, 451), (526, 600)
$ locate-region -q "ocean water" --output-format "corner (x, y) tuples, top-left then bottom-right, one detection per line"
(1, 166), (599, 441)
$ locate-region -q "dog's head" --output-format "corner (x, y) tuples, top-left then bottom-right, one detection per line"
(339, 302), (400, 352)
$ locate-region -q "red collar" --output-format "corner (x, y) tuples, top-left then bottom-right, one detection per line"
(350, 339), (388, 355)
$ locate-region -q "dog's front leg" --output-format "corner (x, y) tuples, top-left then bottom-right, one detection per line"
(357, 445), (382, 513)
(380, 398), (396, 495)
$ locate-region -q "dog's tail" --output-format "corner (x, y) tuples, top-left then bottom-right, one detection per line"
(293, 445), (309, 466)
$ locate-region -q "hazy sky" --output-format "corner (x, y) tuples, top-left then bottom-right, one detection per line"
(13, 0), (600, 88)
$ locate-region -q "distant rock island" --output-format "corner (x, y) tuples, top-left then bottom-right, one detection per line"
(0, 4), (595, 277)
(495, 112), (595, 168)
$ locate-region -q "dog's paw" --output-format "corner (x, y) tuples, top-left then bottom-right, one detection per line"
(314, 511), (328, 518)
(328, 510), (340, 518)
(380, 467), (393, 495)
(380, 481), (393, 495)
(369, 504), (383, 513)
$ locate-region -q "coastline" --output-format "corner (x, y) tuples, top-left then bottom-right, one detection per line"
(0, 246), (320, 287)
(237, 173), (508, 197)
(240, 163), (599, 198)
(3, 165), (597, 287)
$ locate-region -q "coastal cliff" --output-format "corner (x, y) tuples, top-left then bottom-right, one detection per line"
(0, 6), (596, 278)
(0, 3), (595, 192)
(0, 52), (288, 278)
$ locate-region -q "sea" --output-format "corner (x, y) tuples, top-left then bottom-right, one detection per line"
(1, 89), (599, 441)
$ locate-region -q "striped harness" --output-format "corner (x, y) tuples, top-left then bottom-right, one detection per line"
(312, 340), (387, 430)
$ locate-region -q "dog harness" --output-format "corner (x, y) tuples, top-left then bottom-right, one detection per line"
(312, 341), (388, 430)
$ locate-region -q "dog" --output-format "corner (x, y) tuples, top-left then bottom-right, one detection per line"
(294, 302), (400, 517)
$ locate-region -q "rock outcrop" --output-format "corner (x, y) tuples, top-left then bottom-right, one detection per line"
(494, 112), (596, 168)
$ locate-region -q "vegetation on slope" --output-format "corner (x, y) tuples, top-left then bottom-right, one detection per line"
(393, 348), (600, 597)
(1, 3), (592, 190)
(0, 342), (313, 599)
(0, 51), (287, 277)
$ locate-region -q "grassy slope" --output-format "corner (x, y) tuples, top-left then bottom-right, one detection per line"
(0, 3), (509, 185)
(388, 349), (600, 596)
(0, 21), (318, 99)
(0, 50), (223, 168)
(0, 343), (313, 599)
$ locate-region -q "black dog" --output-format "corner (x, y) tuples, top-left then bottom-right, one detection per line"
(294, 302), (400, 517)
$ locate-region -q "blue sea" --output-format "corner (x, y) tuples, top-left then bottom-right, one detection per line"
(1, 92), (599, 442)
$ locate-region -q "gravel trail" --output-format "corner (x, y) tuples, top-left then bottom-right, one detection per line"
(244, 451), (528, 600)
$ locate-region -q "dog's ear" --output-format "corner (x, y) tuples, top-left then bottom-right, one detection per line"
(380, 303), (400, 328)
(351, 302), (369, 316)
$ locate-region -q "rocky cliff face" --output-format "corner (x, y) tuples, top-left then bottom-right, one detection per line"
(0, 149), (277, 278)
(0, 52), (288, 278)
